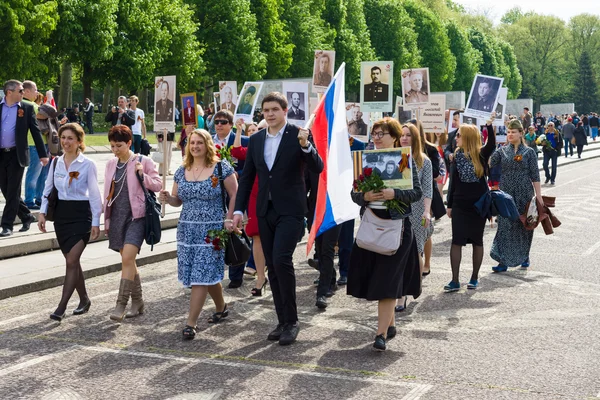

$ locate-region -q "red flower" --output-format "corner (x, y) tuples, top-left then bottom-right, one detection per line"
(217, 153), (222, 158)
(364, 168), (373, 177)
(204, 236), (211, 243)
(215, 144), (221, 149)
(212, 237), (221, 246)
(359, 174), (364, 182)
(214, 245), (221, 251)
(353, 181), (359, 190)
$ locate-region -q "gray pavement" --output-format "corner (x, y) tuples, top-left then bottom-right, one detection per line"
(2, 157), (600, 398)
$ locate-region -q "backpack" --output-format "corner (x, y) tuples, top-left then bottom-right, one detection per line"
(37, 104), (63, 156)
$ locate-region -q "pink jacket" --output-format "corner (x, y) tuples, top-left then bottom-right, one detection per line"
(103, 155), (162, 230)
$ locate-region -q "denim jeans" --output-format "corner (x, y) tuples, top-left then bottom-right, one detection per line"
(542, 150), (557, 182)
(24, 145), (49, 207)
(563, 138), (573, 157)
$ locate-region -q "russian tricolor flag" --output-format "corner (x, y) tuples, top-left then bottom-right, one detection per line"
(307, 63), (360, 254)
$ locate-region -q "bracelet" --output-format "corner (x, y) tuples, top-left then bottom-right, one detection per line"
(224, 219), (233, 223)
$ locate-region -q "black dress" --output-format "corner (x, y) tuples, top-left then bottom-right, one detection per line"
(446, 125), (496, 247)
(347, 161), (423, 301)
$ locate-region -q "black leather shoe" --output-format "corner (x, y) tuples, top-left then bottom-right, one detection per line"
(267, 323), (285, 341)
(387, 326), (397, 340)
(73, 300), (91, 315)
(373, 334), (386, 351)
(337, 276), (347, 286)
(307, 258), (319, 270)
(315, 295), (328, 309)
(19, 214), (35, 232)
(279, 323), (299, 346)
(50, 312), (66, 322)
(227, 280), (243, 289)
(0, 228), (13, 237)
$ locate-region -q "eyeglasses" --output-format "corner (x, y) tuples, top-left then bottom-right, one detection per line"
(9, 89), (24, 94)
(372, 130), (389, 139)
(214, 120), (230, 125)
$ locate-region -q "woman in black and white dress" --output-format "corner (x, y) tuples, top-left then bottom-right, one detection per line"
(38, 123), (102, 321)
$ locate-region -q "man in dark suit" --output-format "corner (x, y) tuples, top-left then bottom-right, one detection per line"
(105, 96), (135, 129)
(286, 92), (305, 121)
(0, 80), (48, 237)
(468, 78), (496, 112)
(155, 81), (174, 121)
(220, 86), (236, 113)
(444, 110), (462, 166)
(233, 92), (323, 345)
(363, 66), (389, 102)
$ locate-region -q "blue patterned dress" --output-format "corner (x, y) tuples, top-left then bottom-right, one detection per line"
(175, 161), (234, 286)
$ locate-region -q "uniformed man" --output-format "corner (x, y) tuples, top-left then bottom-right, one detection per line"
(404, 71), (428, 104)
(468, 78), (495, 112)
(155, 80), (174, 121)
(363, 66), (389, 102)
(237, 86), (256, 115)
(347, 105), (367, 137)
(313, 53), (332, 87)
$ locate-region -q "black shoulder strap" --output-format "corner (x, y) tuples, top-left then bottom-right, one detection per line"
(51, 157), (58, 188)
(135, 155), (148, 194)
(218, 162), (227, 215)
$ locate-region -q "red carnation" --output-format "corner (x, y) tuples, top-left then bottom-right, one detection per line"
(359, 174), (364, 182)
(364, 168), (373, 177)
(215, 144), (221, 149)
(204, 236), (211, 243)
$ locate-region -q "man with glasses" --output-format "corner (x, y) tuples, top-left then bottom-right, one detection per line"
(0, 80), (48, 237)
(212, 110), (249, 288)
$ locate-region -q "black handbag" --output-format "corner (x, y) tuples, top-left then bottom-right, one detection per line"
(45, 157), (59, 221)
(431, 183), (446, 220)
(217, 162), (251, 266)
(136, 156), (162, 250)
(140, 138), (151, 156)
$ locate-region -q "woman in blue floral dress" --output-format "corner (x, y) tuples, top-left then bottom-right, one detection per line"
(489, 119), (543, 271)
(160, 128), (238, 340)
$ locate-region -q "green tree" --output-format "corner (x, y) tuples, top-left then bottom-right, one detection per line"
(364, 0), (420, 95)
(498, 40), (522, 98)
(468, 27), (498, 77)
(193, 0), (266, 85)
(568, 14), (600, 78)
(0, 0), (59, 82)
(250, 0), (294, 79)
(402, 0), (456, 91)
(281, 0), (334, 78)
(572, 50), (598, 113)
(500, 6), (533, 25)
(445, 20), (480, 93)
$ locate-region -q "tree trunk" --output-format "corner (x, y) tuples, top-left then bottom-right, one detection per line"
(81, 62), (93, 101)
(138, 87), (148, 112)
(102, 84), (111, 112)
(58, 61), (72, 110)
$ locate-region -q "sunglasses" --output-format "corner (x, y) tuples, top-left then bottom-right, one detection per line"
(372, 130), (389, 139)
(10, 89), (24, 94)
(214, 119), (230, 125)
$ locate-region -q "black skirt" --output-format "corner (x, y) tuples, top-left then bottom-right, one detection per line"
(451, 205), (486, 247)
(54, 200), (92, 254)
(347, 215), (421, 301)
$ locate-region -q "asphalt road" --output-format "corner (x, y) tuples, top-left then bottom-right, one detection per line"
(1, 157), (600, 399)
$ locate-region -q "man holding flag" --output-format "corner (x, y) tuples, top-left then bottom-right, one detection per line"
(233, 92), (323, 346)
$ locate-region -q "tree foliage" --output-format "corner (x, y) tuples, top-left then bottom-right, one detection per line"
(364, 0), (420, 95)
(402, 0), (456, 91)
(445, 20), (480, 93)
(468, 27), (498, 76)
(572, 50), (598, 113)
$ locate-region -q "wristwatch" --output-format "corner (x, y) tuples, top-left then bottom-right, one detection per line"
(301, 143), (310, 150)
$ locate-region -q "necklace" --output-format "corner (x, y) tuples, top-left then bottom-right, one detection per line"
(190, 163), (206, 181)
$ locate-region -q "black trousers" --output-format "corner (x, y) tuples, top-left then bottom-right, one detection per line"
(0, 149), (27, 230)
(338, 219), (355, 278)
(316, 224), (342, 297)
(85, 114), (94, 134)
(258, 202), (304, 324)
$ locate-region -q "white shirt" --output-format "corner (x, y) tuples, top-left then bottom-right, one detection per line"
(131, 108), (145, 136)
(40, 153), (103, 226)
(213, 131), (232, 148)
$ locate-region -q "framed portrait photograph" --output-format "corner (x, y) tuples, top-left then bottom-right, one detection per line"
(312, 50), (336, 93)
(447, 109), (459, 133)
(346, 102), (370, 139)
(465, 74), (504, 119)
(180, 93), (198, 127)
(154, 75), (176, 132)
(397, 105), (414, 125)
(360, 61), (393, 113)
(213, 92), (221, 112)
(234, 81), (264, 123)
(493, 87), (508, 127)
(219, 81), (238, 114)
(352, 148), (413, 190)
(401, 68), (430, 108)
(282, 81), (309, 126)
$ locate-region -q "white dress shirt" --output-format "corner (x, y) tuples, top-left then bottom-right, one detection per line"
(213, 131), (232, 148)
(40, 153), (103, 226)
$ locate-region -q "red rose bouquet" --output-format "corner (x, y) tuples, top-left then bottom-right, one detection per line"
(214, 144), (236, 167)
(353, 167), (407, 214)
(205, 228), (230, 251)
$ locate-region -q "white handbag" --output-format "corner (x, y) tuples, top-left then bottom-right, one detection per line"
(355, 208), (403, 256)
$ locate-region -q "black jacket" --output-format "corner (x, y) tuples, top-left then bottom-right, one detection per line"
(235, 123), (324, 217)
(0, 101), (47, 167)
(105, 108), (135, 128)
(444, 128), (458, 166)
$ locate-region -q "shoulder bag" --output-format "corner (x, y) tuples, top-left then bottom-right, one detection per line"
(44, 157), (59, 221)
(218, 162), (251, 266)
(355, 208), (403, 256)
(136, 156), (162, 250)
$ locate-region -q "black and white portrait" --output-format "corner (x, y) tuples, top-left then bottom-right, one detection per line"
(401, 68), (430, 107)
(313, 50), (336, 93)
(360, 61), (394, 113)
(396, 105), (414, 124)
(346, 103), (370, 137)
(219, 81), (238, 113)
(466, 74), (503, 119)
(153, 75), (176, 131)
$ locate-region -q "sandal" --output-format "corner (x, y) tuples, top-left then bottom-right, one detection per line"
(182, 325), (198, 340)
(208, 304), (229, 323)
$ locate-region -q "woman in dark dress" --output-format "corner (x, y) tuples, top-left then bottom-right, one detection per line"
(445, 113), (496, 292)
(347, 118), (422, 351)
(573, 121), (587, 158)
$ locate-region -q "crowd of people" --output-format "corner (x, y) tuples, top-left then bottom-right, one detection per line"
(0, 78), (591, 352)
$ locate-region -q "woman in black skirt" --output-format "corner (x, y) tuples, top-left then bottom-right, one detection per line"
(38, 123), (102, 321)
(445, 114), (496, 292)
(347, 118), (423, 351)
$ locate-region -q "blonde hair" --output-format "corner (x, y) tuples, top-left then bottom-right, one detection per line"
(456, 124), (484, 178)
(183, 129), (219, 169)
(402, 123), (427, 168)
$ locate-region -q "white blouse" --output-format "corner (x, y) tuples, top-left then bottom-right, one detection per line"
(40, 153), (103, 226)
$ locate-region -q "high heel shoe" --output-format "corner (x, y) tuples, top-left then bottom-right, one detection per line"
(73, 300), (91, 315)
(394, 297), (408, 312)
(50, 312), (66, 322)
(250, 279), (268, 297)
